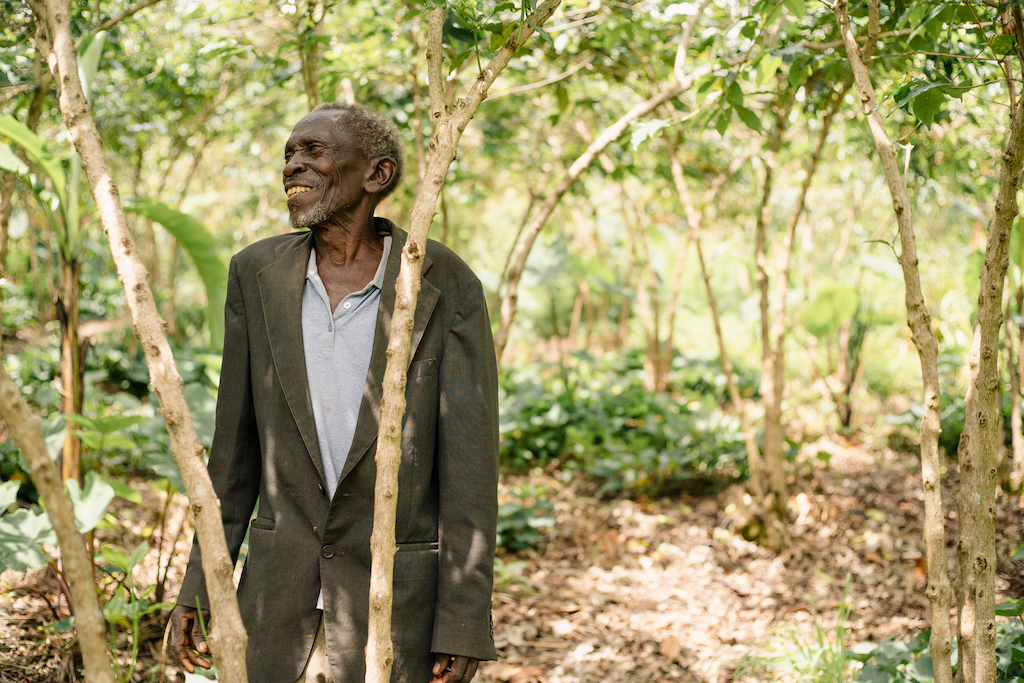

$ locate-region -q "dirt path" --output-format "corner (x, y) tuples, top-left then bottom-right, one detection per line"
(481, 442), (1024, 683)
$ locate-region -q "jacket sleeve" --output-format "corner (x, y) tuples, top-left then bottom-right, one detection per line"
(176, 255), (262, 610)
(431, 276), (500, 661)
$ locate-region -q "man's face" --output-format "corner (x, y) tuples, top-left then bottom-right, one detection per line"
(283, 111), (370, 229)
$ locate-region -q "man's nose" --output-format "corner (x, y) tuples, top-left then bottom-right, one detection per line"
(283, 156), (303, 177)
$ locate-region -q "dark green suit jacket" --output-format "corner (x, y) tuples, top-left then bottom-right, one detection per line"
(177, 220), (499, 683)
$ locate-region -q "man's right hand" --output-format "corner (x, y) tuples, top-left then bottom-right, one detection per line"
(169, 604), (212, 673)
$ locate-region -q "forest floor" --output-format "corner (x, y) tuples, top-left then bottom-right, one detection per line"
(1, 438), (1023, 683)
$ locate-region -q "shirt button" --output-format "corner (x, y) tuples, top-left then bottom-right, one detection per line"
(327, 324), (332, 332)
(343, 301), (351, 309)
(321, 545), (335, 559)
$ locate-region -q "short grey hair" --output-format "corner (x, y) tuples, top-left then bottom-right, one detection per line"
(314, 102), (406, 200)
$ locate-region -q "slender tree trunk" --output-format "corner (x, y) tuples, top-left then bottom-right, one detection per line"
(27, 2), (251, 681)
(56, 258), (83, 484)
(1016, 278), (1024, 490)
(0, 364), (117, 683)
(365, 4), (561, 681)
(958, 50), (1024, 683)
(835, 3), (953, 682)
(666, 131), (765, 500)
(754, 82), (792, 510)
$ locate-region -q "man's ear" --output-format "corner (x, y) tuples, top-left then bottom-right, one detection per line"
(365, 157), (397, 195)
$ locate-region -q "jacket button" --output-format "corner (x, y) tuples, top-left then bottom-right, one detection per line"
(321, 545), (335, 559)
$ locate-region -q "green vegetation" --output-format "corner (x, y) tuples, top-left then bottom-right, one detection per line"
(1, 0), (1024, 680)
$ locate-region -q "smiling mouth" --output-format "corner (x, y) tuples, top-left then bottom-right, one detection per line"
(287, 186), (313, 198)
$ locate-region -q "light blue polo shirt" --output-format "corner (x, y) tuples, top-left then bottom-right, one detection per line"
(301, 236), (391, 610)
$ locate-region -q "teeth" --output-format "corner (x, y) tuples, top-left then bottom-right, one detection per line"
(287, 186), (312, 197)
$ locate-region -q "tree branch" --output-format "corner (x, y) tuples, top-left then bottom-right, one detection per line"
(76, 0), (166, 48)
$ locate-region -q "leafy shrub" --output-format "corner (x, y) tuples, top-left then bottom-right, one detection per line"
(850, 599), (1024, 683)
(496, 483), (555, 552)
(500, 350), (755, 495)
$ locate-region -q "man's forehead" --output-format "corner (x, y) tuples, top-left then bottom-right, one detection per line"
(287, 110), (349, 144)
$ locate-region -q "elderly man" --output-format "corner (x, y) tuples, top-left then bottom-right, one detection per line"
(169, 103), (499, 683)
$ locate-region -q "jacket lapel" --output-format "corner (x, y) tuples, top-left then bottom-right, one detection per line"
(256, 232), (327, 488)
(338, 225), (440, 485)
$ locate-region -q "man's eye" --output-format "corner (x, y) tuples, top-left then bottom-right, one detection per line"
(284, 152), (293, 161)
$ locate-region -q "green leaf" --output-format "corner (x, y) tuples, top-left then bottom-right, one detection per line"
(1013, 544), (1024, 560)
(44, 615), (75, 633)
(783, 0), (805, 19)
(995, 599), (1024, 617)
(800, 284), (859, 338)
(109, 480), (142, 504)
(65, 413), (147, 435)
(103, 593), (127, 623)
(66, 471), (115, 533)
(0, 116), (66, 199)
(0, 480), (20, 512)
(734, 105), (762, 133)
(123, 198), (228, 349)
(0, 142), (28, 176)
(714, 109), (730, 136)
(990, 33), (1016, 56)
(727, 81), (744, 107)
(907, 653), (934, 680)
(0, 508), (55, 572)
(127, 541), (149, 572)
(99, 546), (131, 573)
(856, 663), (894, 683)
(77, 31), (106, 103)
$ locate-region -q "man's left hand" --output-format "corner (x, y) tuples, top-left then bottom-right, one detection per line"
(432, 654), (479, 683)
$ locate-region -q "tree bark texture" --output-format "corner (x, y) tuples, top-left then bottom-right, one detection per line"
(0, 363), (116, 683)
(753, 82), (792, 510)
(364, 3), (561, 681)
(959, 77), (1024, 683)
(57, 258), (83, 485)
(835, 3), (952, 682)
(26, 2), (250, 681)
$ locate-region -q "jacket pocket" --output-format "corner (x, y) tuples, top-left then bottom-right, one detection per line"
(396, 541), (438, 552)
(410, 358), (437, 377)
(249, 517), (275, 531)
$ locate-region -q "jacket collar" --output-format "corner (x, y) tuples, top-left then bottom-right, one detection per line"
(256, 219), (439, 491)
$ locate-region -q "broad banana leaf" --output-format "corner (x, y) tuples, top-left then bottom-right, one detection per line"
(0, 115), (66, 199)
(124, 198), (228, 350)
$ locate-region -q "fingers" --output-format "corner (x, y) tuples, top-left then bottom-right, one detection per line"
(192, 611), (211, 655)
(435, 656), (479, 683)
(169, 605), (212, 674)
(433, 653), (452, 680)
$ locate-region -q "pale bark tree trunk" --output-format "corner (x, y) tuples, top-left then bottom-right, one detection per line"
(957, 35), (1024, 681)
(0, 363), (116, 683)
(760, 79), (847, 505)
(365, 3), (561, 681)
(835, 3), (953, 682)
(666, 133), (765, 500)
(26, 2), (250, 682)
(753, 82), (793, 511)
(491, 9), (726, 363)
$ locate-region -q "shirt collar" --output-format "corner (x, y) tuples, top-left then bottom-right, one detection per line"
(306, 235), (393, 293)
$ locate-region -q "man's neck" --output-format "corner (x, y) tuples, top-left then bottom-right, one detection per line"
(311, 213), (383, 266)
